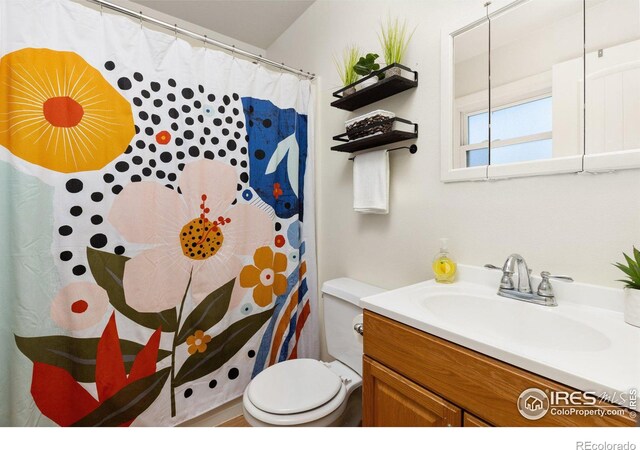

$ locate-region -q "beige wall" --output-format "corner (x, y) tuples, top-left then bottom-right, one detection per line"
(267, 0), (640, 298)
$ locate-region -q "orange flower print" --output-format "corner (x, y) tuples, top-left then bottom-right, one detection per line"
(273, 183), (283, 200)
(240, 247), (288, 307)
(0, 48), (134, 173)
(186, 330), (211, 355)
(156, 130), (171, 145)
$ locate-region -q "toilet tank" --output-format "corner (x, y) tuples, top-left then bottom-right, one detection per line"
(321, 278), (385, 375)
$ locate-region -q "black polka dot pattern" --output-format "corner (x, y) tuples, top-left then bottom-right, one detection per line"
(65, 179), (83, 193)
(117, 77), (132, 90)
(90, 233), (108, 249)
(57, 59), (249, 282)
(59, 225), (72, 236)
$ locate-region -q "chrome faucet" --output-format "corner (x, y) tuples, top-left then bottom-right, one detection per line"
(485, 254), (573, 307)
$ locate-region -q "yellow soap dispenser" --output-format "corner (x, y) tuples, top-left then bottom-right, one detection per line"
(432, 238), (457, 283)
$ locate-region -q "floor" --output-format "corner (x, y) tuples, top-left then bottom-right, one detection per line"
(218, 416), (250, 427)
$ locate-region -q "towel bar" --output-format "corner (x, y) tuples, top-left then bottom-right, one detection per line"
(348, 144), (417, 161)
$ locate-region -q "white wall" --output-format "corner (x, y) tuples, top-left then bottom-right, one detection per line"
(74, 0), (267, 55)
(267, 1), (640, 317)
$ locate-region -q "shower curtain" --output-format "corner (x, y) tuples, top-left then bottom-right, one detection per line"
(0, 0), (318, 426)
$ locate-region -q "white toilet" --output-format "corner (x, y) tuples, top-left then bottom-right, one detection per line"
(242, 278), (385, 427)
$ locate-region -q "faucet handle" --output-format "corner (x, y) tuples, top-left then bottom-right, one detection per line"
(484, 263), (515, 290)
(537, 271), (573, 298)
(540, 271), (573, 283)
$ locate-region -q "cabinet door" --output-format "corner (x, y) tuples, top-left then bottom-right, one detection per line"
(363, 356), (462, 427)
(463, 412), (492, 427)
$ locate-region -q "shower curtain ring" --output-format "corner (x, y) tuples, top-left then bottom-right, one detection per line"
(99, 3), (103, 16)
(174, 24), (178, 40)
(139, 11), (143, 29)
(203, 34), (207, 50)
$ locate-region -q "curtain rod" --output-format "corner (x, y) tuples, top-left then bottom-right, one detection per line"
(85, 0), (315, 80)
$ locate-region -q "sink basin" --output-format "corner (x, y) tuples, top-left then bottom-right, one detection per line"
(361, 264), (640, 411)
(417, 291), (611, 352)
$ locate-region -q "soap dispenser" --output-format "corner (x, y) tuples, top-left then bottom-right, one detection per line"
(432, 238), (457, 283)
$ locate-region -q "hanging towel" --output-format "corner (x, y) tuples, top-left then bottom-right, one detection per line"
(353, 149), (389, 214)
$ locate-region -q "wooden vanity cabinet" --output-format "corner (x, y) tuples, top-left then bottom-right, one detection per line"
(463, 413), (491, 427)
(363, 356), (461, 427)
(362, 311), (636, 427)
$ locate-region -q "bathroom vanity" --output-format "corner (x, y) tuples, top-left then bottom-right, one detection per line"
(362, 311), (634, 426)
(360, 265), (640, 427)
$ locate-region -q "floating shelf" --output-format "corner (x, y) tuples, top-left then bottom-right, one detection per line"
(331, 63), (418, 112)
(331, 117), (418, 153)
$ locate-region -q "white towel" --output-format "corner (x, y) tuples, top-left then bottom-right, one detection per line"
(353, 150), (389, 214)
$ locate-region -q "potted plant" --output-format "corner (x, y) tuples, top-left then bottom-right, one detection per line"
(378, 16), (415, 78)
(353, 53), (383, 89)
(613, 246), (640, 327)
(334, 45), (360, 97)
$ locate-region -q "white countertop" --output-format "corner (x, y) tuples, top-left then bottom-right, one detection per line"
(361, 265), (640, 412)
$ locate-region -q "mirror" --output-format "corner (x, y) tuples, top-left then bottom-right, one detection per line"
(453, 20), (490, 172)
(444, 0), (587, 181)
(488, 0), (583, 177)
(585, 0), (640, 171)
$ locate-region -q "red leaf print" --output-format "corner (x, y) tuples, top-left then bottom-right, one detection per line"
(95, 313), (127, 402)
(31, 363), (99, 427)
(128, 327), (161, 383)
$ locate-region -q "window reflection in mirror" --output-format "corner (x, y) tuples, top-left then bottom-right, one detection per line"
(453, 0), (584, 170)
(466, 97), (553, 166)
(453, 20), (489, 170)
(489, 0), (583, 167)
(585, 0), (640, 159)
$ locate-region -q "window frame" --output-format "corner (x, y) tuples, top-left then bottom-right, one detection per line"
(451, 71), (553, 171)
(460, 93), (553, 168)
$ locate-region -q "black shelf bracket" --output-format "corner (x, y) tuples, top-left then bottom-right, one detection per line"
(331, 63), (418, 112)
(348, 144), (418, 161)
(331, 117), (418, 152)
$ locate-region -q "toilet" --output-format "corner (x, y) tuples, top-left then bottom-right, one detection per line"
(242, 278), (385, 427)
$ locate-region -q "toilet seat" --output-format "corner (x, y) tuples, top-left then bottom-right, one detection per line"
(243, 359), (360, 426)
(247, 359), (344, 415)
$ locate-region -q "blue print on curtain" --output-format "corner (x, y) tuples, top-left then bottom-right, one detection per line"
(241, 99), (312, 378)
(241, 98), (308, 220)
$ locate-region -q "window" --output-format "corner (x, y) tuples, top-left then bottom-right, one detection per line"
(463, 96), (553, 167)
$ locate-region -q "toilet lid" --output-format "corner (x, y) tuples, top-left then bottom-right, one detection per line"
(247, 359), (343, 415)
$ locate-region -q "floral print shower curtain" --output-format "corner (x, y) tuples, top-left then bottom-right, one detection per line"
(0, 0), (318, 426)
